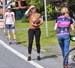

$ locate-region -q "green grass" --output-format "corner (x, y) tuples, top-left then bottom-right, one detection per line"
(15, 20), (74, 47)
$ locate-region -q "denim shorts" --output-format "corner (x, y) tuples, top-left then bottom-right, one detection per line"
(6, 24), (15, 30)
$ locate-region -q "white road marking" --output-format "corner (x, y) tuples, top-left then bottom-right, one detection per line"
(0, 40), (44, 68)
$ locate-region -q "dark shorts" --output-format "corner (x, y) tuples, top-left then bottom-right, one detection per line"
(6, 24), (15, 30)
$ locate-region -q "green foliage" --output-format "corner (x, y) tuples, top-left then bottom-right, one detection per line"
(26, 0), (61, 20)
(47, 3), (60, 20)
(68, 0), (75, 4)
(21, 16), (28, 23)
(26, 0), (44, 12)
(67, 0), (75, 18)
(47, 4), (53, 15)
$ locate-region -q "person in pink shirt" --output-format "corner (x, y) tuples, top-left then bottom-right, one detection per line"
(54, 7), (74, 68)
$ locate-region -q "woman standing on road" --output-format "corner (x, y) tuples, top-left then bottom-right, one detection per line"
(25, 5), (43, 61)
(54, 7), (74, 68)
(4, 6), (17, 44)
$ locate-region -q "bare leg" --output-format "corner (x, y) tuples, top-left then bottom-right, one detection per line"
(12, 29), (16, 42)
(7, 30), (11, 41)
(7, 30), (11, 44)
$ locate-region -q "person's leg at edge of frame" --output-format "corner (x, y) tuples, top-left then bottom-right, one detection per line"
(35, 29), (41, 60)
(28, 29), (34, 61)
(64, 35), (70, 68)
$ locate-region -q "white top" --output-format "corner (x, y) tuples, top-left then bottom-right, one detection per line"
(4, 12), (15, 24)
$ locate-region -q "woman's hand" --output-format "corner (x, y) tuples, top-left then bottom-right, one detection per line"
(33, 24), (38, 27)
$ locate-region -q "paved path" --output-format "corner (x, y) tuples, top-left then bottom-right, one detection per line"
(0, 29), (63, 68)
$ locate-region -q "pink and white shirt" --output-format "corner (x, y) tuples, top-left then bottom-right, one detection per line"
(56, 15), (73, 35)
(5, 12), (15, 25)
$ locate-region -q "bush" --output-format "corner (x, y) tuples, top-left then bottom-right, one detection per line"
(21, 16), (29, 23)
(49, 11), (60, 20)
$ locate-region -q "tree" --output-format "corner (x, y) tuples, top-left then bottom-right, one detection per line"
(26, 0), (44, 12)
(67, 0), (75, 18)
(68, 0), (75, 4)
(26, 0), (63, 20)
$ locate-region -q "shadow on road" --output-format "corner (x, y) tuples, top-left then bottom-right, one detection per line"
(17, 41), (26, 44)
(41, 55), (58, 60)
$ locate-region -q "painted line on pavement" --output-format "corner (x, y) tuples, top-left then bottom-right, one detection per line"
(0, 40), (44, 68)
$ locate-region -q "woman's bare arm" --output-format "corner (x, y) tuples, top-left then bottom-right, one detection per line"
(71, 24), (75, 31)
(25, 8), (31, 16)
(25, 5), (35, 16)
(54, 23), (58, 30)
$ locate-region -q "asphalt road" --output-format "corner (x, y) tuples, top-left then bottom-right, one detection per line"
(0, 44), (35, 68)
(0, 29), (63, 68)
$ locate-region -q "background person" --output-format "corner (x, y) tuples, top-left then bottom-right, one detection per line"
(4, 6), (17, 44)
(25, 5), (43, 61)
(54, 7), (74, 68)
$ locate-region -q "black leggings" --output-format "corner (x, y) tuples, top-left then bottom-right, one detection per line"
(28, 28), (41, 54)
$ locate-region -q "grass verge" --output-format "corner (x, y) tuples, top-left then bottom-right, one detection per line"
(15, 20), (75, 47)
